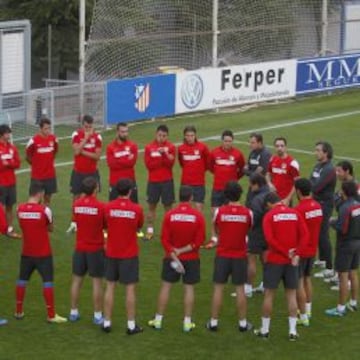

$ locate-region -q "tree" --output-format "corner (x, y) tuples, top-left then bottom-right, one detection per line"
(0, 0), (94, 84)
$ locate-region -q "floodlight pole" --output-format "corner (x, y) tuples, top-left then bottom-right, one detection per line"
(48, 24), (52, 80)
(320, 0), (328, 56)
(79, 0), (85, 119)
(212, 0), (219, 67)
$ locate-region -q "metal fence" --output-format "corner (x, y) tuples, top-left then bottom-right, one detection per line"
(0, 81), (105, 142)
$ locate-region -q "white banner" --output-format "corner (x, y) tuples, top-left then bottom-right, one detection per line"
(175, 59), (297, 114)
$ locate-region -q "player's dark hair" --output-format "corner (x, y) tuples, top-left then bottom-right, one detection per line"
(116, 178), (133, 196)
(221, 129), (233, 140)
(179, 185), (193, 202)
(82, 114), (94, 125)
(294, 178), (312, 196)
(39, 118), (51, 128)
(81, 177), (98, 196)
(316, 141), (333, 160)
(116, 122), (128, 130)
(264, 191), (281, 205)
(336, 160), (353, 176)
(29, 180), (44, 196)
(0, 124), (11, 136)
(342, 181), (358, 198)
(250, 132), (263, 144)
(183, 125), (197, 135)
(156, 125), (169, 134)
(273, 136), (287, 146)
(224, 181), (242, 202)
(249, 173), (267, 187)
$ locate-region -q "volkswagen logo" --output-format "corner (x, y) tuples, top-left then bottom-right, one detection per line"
(181, 74), (204, 109)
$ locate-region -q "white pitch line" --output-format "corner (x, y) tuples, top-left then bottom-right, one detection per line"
(233, 140), (360, 163)
(203, 109), (360, 141)
(15, 109), (360, 175)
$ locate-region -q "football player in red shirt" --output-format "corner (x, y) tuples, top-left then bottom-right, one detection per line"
(26, 118), (58, 206)
(67, 115), (102, 233)
(254, 192), (308, 341)
(0, 204), (8, 325)
(294, 178), (323, 326)
(144, 125), (176, 240)
(102, 179), (144, 335)
(266, 137), (300, 205)
(0, 204), (7, 235)
(178, 125), (210, 212)
(69, 177), (106, 325)
(208, 130), (245, 242)
(205, 181), (253, 332)
(15, 181), (67, 323)
(0, 124), (21, 238)
(106, 122), (144, 238)
(148, 186), (205, 332)
(106, 122), (138, 202)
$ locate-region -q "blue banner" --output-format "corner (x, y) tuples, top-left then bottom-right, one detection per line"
(296, 53), (360, 94)
(106, 74), (176, 124)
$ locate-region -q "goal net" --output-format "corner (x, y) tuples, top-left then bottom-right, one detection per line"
(85, 0), (344, 81)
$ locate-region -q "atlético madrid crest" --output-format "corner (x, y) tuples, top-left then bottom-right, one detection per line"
(134, 83), (150, 113)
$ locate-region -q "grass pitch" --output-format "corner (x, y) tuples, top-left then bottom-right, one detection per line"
(0, 89), (360, 360)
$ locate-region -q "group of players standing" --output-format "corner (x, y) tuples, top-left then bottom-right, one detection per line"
(0, 115), (359, 341)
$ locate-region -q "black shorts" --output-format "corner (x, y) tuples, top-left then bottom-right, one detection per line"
(0, 185), (16, 207)
(105, 256), (139, 284)
(30, 178), (57, 196)
(213, 256), (247, 285)
(181, 185), (205, 204)
(335, 242), (360, 272)
(109, 181), (138, 203)
(19, 255), (54, 282)
(211, 190), (228, 208)
(247, 229), (267, 254)
(161, 258), (200, 285)
(70, 170), (101, 196)
(299, 257), (314, 278)
(263, 263), (299, 290)
(147, 180), (175, 206)
(72, 250), (105, 278)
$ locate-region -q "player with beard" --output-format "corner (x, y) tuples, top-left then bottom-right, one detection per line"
(266, 137), (300, 206)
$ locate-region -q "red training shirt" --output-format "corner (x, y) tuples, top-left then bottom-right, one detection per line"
(106, 139), (138, 185)
(17, 202), (52, 257)
(105, 198), (144, 258)
(209, 146), (245, 191)
(178, 141), (209, 186)
(26, 133), (58, 180)
(263, 203), (309, 264)
(295, 198), (323, 258)
(72, 129), (102, 173)
(144, 140), (176, 182)
(161, 202), (205, 260)
(268, 155), (300, 199)
(214, 204), (253, 258)
(73, 195), (106, 252)
(0, 141), (20, 186)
